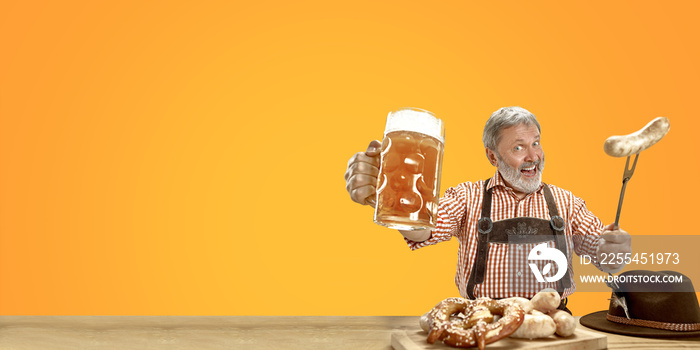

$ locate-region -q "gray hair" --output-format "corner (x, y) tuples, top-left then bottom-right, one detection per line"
(482, 106), (541, 153)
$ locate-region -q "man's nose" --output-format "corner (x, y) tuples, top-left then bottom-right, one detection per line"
(525, 147), (538, 162)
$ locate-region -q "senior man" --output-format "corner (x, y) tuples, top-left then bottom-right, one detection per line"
(344, 106), (631, 312)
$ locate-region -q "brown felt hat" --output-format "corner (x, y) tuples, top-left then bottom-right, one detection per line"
(580, 270), (700, 338)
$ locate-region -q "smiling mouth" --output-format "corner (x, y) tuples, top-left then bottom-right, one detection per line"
(521, 165), (537, 177)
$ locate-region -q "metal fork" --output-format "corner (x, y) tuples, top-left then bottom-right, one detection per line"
(613, 153), (639, 228)
(605, 153), (639, 319)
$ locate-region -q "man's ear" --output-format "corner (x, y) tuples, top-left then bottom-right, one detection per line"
(485, 148), (498, 166)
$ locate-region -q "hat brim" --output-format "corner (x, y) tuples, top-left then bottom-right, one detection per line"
(580, 311), (700, 339)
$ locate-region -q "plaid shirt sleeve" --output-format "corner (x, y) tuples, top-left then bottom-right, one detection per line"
(569, 196), (604, 269)
(404, 183), (470, 250)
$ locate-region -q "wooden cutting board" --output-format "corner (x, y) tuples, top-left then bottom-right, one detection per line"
(391, 326), (606, 350)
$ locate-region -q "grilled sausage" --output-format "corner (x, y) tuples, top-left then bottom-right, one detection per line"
(509, 310), (557, 339)
(529, 288), (560, 314)
(548, 309), (576, 337)
(603, 117), (670, 157)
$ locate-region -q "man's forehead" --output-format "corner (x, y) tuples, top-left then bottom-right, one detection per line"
(499, 123), (540, 142)
(513, 134), (541, 142)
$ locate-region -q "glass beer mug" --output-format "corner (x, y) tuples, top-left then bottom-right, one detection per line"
(373, 108), (445, 231)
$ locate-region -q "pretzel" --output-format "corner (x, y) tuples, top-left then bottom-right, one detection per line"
(425, 297), (525, 349)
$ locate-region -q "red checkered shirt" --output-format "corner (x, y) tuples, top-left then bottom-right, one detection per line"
(406, 171), (603, 299)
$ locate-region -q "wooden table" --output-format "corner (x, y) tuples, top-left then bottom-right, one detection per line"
(1, 316), (699, 349)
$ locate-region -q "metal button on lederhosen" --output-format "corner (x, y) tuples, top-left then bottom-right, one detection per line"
(465, 178), (571, 299)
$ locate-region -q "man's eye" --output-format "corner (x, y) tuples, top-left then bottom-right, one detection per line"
(514, 146), (523, 151)
(533, 141), (540, 147)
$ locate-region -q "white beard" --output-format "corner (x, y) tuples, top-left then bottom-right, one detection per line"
(497, 155), (545, 194)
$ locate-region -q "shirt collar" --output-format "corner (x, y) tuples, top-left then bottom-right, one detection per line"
(487, 170), (545, 195)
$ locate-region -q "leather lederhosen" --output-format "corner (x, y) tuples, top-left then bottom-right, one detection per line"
(465, 178), (572, 300)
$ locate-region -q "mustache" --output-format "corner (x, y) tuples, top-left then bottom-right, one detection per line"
(519, 159), (543, 170)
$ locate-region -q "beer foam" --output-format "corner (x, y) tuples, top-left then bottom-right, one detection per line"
(384, 108), (444, 143)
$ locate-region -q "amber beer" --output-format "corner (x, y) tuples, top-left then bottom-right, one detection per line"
(374, 108), (445, 230)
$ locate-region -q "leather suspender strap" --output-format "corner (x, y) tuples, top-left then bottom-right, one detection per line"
(475, 179), (493, 283)
(466, 178), (493, 299)
(541, 184), (571, 290)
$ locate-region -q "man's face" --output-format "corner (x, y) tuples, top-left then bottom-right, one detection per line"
(487, 123), (545, 195)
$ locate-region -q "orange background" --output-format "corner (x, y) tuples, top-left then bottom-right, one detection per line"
(1, 1), (698, 316)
